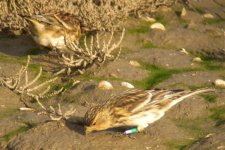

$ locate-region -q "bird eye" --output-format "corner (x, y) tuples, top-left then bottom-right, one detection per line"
(92, 122), (96, 125)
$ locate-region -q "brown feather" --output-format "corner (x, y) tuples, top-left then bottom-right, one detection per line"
(84, 88), (214, 133)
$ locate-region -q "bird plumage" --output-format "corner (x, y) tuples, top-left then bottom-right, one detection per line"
(84, 88), (214, 134)
(25, 13), (81, 52)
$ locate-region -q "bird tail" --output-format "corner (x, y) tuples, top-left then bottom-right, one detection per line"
(163, 88), (215, 111)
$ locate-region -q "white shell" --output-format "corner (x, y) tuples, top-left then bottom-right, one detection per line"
(98, 81), (113, 90)
(203, 13), (214, 19)
(214, 79), (225, 88)
(121, 82), (135, 89)
(193, 57), (203, 62)
(150, 23), (166, 31)
(129, 60), (141, 67)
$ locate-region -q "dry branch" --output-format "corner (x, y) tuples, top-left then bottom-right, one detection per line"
(0, 56), (64, 106)
(0, 55), (79, 121)
(55, 28), (125, 75)
(0, 0), (177, 33)
(35, 97), (76, 121)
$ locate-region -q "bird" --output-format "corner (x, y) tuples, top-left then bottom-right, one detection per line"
(25, 13), (83, 52)
(84, 88), (214, 134)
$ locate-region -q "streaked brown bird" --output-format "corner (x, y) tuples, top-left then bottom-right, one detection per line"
(84, 88), (214, 134)
(25, 13), (82, 52)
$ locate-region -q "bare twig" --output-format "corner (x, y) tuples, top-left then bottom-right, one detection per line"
(0, 56), (65, 106)
(55, 28), (125, 75)
(0, 55), (79, 121)
(35, 97), (76, 121)
(0, 0), (177, 33)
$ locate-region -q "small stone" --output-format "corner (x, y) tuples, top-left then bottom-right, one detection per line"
(150, 23), (166, 31)
(179, 48), (189, 55)
(98, 81), (113, 90)
(181, 7), (187, 17)
(214, 79), (225, 88)
(129, 60), (141, 67)
(121, 82), (134, 89)
(193, 57), (203, 62)
(203, 13), (214, 19)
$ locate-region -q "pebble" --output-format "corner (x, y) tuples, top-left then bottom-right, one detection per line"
(150, 23), (166, 31)
(121, 82), (134, 89)
(193, 57), (203, 62)
(203, 13), (214, 19)
(98, 81), (113, 90)
(214, 79), (225, 88)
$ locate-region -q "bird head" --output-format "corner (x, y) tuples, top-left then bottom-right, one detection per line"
(84, 106), (112, 134)
(25, 17), (47, 36)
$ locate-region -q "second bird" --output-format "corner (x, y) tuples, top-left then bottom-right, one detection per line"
(25, 13), (82, 52)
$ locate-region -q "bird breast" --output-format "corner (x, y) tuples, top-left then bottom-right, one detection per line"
(33, 34), (66, 50)
(127, 110), (165, 126)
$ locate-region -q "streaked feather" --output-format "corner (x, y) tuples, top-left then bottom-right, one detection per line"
(84, 88), (215, 133)
(25, 13), (81, 51)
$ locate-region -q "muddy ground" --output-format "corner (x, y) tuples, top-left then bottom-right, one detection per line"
(0, 0), (225, 150)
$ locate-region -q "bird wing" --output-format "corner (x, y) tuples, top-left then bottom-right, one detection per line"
(29, 14), (72, 29)
(108, 88), (214, 118)
(29, 15), (54, 25)
(107, 90), (153, 116)
(142, 88), (214, 111)
(109, 89), (188, 115)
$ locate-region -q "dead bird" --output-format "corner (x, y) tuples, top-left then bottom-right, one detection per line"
(84, 88), (214, 134)
(25, 13), (84, 52)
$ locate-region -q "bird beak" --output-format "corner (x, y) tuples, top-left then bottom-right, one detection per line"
(85, 126), (94, 135)
(24, 18), (37, 26)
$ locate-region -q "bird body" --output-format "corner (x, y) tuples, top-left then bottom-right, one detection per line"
(84, 88), (214, 134)
(25, 14), (81, 52)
